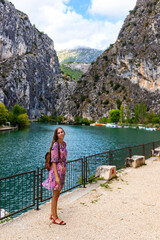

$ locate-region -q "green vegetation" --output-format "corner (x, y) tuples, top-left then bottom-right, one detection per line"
(120, 105), (124, 123)
(74, 116), (90, 125)
(98, 117), (108, 124)
(94, 74), (99, 82)
(9, 105), (29, 128)
(103, 99), (109, 105)
(37, 114), (65, 123)
(0, 103), (9, 125)
(103, 55), (108, 62)
(0, 104), (29, 128)
(60, 64), (83, 81)
(108, 109), (120, 123)
(126, 105), (130, 124)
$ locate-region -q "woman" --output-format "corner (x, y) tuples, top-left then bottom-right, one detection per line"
(42, 127), (67, 225)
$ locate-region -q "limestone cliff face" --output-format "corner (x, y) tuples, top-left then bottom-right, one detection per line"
(0, 0), (75, 118)
(63, 0), (160, 121)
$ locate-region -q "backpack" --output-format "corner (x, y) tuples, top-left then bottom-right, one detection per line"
(45, 151), (52, 171)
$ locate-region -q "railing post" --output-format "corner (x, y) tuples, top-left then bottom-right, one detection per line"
(36, 168), (40, 210)
(83, 157), (86, 188)
(142, 144), (145, 156)
(152, 142), (155, 151)
(129, 147), (132, 158)
(109, 151), (113, 165)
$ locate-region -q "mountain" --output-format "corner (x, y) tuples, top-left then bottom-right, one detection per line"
(59, 0), (160, 121)
(0, 0), (75, 119)
(57, 48), (102, 81)
(57, 48), (103, 64)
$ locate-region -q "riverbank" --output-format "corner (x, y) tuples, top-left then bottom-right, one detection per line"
(0, 126), (17, 132)
(1, 156), (160, 240)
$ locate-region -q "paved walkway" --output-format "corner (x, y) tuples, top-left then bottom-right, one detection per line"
(1, 157), (160, 240)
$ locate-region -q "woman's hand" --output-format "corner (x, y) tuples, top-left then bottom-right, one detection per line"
(55, 176), (60, 187)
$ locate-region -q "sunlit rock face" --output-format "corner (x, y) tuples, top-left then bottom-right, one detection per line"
(62, 0), (160, 120)
(0, 0), (73, 119)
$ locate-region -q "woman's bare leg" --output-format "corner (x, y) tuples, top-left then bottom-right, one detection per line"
(51, 190), (60, 218)
(50, 190), (66, 224)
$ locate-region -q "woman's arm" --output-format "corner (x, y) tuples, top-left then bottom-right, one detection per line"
(52, 162), (60, 187)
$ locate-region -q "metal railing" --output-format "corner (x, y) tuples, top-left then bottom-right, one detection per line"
(0, 140), (160, 221)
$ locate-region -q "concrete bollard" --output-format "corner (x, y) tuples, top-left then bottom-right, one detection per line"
(96, 165), (116, 180)
(125, 155), (145, 168)
(151, 147), (160, 157)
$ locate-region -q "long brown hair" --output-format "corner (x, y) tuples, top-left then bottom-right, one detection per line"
(49, 127), (65, 160)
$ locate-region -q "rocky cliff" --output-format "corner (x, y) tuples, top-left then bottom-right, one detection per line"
(61, 0), (160, 121)
(0, 0), (76, 119)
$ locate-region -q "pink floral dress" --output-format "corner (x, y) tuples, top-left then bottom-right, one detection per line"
(42, 141), (67, 191)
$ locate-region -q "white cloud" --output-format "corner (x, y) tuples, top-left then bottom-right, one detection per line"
(10, 0), (131, 51)
(89, 0), (137, 19)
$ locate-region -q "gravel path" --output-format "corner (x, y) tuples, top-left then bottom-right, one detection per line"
(1, 157), (160, 240)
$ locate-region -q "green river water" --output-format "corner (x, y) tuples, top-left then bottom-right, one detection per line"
(0, 123), (160, 179)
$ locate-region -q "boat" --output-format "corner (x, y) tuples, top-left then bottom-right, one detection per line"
(90, 123), (96, 126)
(124, 126), (129, 128)
(138, 126), (146, 130)
(106, 123), (116, 128)
(145, 127), (156, 131)
(96, 123), (106, 127)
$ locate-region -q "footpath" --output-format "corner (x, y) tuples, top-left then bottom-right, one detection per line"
(0, 157), (160, 240)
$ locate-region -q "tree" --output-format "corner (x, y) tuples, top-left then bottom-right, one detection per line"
(126, 105), (130, 123)
(134, 104), (140, 123)
(57, 115), (64, 123)
(12, 104), (26, 115)
(74, 116), (82, 124)
(119, 105), (124, 123)
(38, 115), (49, 122)
(9, 104), (29, 128)
(139, 102), (147, 123)
(116, 99), (122, 110)
(98, 117), (108, 124)
(109, 109), (120, 123)
(17, 114), (29, 128)
(81, 118), (90, 125)
(152, 113), (160, 124)
(0, 103), (9, 125)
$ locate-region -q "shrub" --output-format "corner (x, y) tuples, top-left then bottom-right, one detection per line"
(108, 109), (120, 123)
(57, 115), (65, 123)
(94, 74), (99, 81)
(37, 115), (50, 122)
(17, 114), (29, 128)
(116, 99), (122, 110)
(103, 55), (108, 61)
(80, 95), (86, 102)
(9, 104), (29, 127)
(110, 80), (113, 87)
(74, 115), (82, 124)
(71, 95), (76, 100)
(102, 86), (106, 92)
(76, 103), (80, 109)
(0, 103), (9, 125)
(103, 99), (109, 105)
(113, 83), (120, 91)
(81, 118), (90, 125)
(98, 117), (108, 124)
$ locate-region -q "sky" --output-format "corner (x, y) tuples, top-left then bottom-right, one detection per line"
(10, 0), (137, 51)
